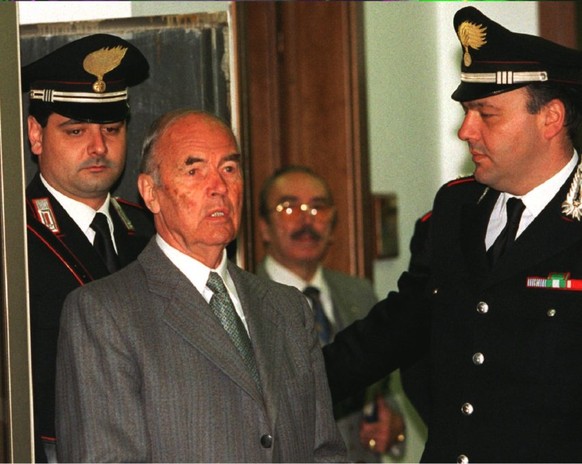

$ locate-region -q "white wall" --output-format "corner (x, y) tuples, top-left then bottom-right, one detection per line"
(18, 1), (229, 24)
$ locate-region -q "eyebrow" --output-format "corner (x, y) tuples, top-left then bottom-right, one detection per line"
(277, 195), (299, 203)
(185, 156), (204, 166)
(184, 153), (242, 166)
(462, 101), (498, 110)
(57, 119), (84, 127)
(277, 194), (330, 204)
(57, 119), (124, 128)
(224, 153), (242, 163)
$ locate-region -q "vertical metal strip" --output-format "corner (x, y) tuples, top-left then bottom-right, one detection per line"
(0, 3), (34, 462)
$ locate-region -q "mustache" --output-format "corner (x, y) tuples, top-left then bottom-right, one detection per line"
(78, 157), (115, 169)
(290, 226), (322, 241)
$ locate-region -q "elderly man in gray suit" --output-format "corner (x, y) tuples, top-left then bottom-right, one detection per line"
(256, 165), (406, 461)
(55, 110), (347, 462)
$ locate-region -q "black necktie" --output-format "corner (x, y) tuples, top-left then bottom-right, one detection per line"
(90, 212), (119, 273)
(303, 286), (333, 346)
(488, 197), (525, 266)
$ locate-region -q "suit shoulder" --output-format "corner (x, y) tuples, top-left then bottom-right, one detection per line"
(323, 268), (373, 291)
(244, 267), (302, 297)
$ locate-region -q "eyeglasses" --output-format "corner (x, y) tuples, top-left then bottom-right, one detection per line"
(273, 201), (335, 222)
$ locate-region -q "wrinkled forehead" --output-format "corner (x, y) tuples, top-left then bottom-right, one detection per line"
(158, 115), (239, 158)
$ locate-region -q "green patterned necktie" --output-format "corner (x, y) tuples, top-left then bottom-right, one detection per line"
(206, 272), (261, 390)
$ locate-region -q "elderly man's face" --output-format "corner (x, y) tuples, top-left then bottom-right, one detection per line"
(139, 113), (242, 268)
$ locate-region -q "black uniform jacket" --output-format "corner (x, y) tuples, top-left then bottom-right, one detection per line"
(324, 172), (582, 462)
(26, 173), (154, 461)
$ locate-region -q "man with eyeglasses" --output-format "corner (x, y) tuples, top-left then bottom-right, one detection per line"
(256, 165), (405, 461)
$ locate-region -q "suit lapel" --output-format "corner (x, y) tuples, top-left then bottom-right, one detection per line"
(230, 263), (284, 416)
(141, 243), (264, 403)
(323, 271), (349, 331)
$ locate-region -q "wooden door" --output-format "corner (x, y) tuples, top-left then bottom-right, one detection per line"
(234, 1), (373, 279)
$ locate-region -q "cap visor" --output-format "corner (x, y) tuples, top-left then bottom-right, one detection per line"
(48, 100), (129, 123)
(451, 82), (528, 102)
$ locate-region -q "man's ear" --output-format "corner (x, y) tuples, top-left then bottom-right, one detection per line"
(27, 116), (44, 156)
(542, 98), (566, 140)
(137, 173), (160, 214)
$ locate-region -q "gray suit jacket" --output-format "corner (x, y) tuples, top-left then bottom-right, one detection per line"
(256, 262), (384, 462)
(55, 239), (346, 462)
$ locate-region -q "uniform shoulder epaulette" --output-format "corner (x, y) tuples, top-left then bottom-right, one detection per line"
(114, 196), (146, 210)
(445, 174), (476, 188)
(420, 211), (432, 223)
(110, 197), (135, 232)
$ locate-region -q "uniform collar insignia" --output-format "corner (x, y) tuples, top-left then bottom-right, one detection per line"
(32, 197), (60, 234)
(110, 197), (135, 232)
(562, 159), (582, 220)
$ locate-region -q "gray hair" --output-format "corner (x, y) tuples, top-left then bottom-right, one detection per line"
(139, 108), (234, 184)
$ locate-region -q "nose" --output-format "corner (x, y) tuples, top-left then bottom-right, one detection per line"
(88, 127), (107, 156)
(457, 111), (479, 143)
(208, 168), (228, 195)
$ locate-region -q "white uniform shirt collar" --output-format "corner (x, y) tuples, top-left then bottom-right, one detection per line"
(156, 235), (249, 332)
(40, 173), (113, 245)
(486, 151), (578, 248)
(519, 151), (578, 218)
(263, 255), (335, 324)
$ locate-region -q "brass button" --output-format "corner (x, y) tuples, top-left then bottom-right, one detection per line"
(547, 308), (556, 317)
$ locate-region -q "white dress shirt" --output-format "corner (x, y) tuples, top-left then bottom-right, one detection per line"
(156, 235), (249, 334)
(263, 254), (336, 325)
(40, 173), (116, 251)
(486, 152), (578, 250)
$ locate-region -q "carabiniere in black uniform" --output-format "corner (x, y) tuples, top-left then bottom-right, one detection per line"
(324, 6), (582, 463)
(326, 171), (582, 462)
(20, 33), (152, 461)
(26, 174), (154, 460)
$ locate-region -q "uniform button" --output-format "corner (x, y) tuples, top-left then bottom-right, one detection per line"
(472, 352), (484, 365)
(457, 454), (469, 464)
(547, 308), (556, 317)
(461, 402), (474, 415)
(432, 287), (439, 295)
(476, 301), (489, 314)
(260, 434), (273, 448)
